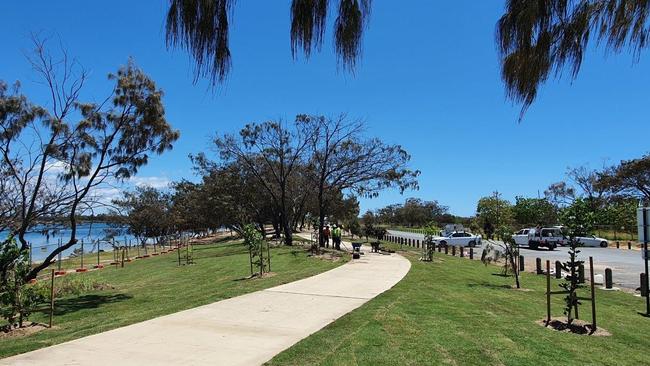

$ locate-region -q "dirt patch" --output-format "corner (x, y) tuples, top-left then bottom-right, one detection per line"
(536, 317), (611, 336)
(233, 272), (278, 281)
(0, 322), (49, 339)
(308, 251), (344, 262)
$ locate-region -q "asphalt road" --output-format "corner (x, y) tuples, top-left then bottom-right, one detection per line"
(387, 230), (647, 291)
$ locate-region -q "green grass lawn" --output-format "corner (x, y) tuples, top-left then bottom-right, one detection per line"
(1, 238), (346, 358)
(268, 241), (650, 366)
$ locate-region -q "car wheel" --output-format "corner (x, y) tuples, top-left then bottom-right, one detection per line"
(529, 242), (538, 250)
(600, 241), (608, 248)
(468, 240), (476, 248)
(440, 240), (447, 246)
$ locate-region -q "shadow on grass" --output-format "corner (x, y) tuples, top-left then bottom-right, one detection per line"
(467, 282), (513, 290)
(45, 294), (132, 316)
(274, 249), (303, 257)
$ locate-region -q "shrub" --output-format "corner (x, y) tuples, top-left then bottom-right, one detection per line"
(0, 237), (46, 329)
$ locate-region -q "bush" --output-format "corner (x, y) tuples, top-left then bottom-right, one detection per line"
(242, 224), (269, 276)
(0, 237), (46, 329)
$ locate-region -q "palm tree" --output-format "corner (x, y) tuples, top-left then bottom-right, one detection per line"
(165, 0), (372, 86)
(496, 0), (649, 119)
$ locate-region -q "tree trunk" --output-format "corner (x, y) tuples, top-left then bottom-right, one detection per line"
(282, 214), (293, 246)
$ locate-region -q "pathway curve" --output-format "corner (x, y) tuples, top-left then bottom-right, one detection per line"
(2, 238), (410, 366)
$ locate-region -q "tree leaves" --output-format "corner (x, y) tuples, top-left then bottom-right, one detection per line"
(166, 0), (372, 86)
(497, 0), (650, 119)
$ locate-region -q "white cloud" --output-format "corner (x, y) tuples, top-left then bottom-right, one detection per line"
(44, 161), (69, 174)
(129, 176), (172, 189)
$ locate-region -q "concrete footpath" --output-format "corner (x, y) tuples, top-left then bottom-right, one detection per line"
(1, 240), (411, 366)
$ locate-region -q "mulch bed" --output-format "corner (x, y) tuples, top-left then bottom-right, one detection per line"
(0, 322), (49, 339)
(537, 317), (611, 336)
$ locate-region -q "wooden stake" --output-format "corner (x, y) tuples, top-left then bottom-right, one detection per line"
(49, 269), (55, 328)
(267, 240), (271, 272)
(546, 260), (551, 326)
(589, 256), (597, 332)
(80, 239), (84, 269)
(177, 239), (182, 266)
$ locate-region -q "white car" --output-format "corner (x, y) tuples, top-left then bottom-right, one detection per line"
(576, 235), (608, 248)
(435, 231), (482, 247)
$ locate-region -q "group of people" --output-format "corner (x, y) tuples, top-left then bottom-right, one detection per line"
(321, 224), (342, 250)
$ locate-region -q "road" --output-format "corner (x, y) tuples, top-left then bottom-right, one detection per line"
(387, 229), (646, 291)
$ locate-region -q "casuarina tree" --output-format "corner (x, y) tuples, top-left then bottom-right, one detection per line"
(165, 0), (372, 86)
(0, 38), (179, 282)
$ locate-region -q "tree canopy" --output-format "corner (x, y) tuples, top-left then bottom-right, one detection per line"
(0, 39), (179, 280)
(166, 0), (372, 86)
(497, 0), (650, 117)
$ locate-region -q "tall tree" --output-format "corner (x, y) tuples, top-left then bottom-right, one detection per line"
(497, 1), (650, 117)
(299, 114), (419, 247)
(113, 186), (175, 247)
(0, 39), (179, 280)
(166, 0), (372, 86)
(544, 181), (576, 207)
(213, 121), (313, 245)
(476, 192), (513, 236)
(597, 154), (650, 201)
(512, 196), (558, 227)
(188, 156), (278, 236)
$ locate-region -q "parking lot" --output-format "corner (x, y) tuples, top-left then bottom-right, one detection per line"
(387, 229), (646, 291)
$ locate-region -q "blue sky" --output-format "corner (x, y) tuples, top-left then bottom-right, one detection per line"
(1, 1), (649, 216)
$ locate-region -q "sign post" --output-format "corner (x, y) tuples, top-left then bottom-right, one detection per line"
(638, 203), (650, 316)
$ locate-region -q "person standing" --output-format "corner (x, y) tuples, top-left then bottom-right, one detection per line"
(332, 225), (342, 250)
(322, 225), (331, 248)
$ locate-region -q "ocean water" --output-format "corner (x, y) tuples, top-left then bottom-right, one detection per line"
(1, 222), (136, 262)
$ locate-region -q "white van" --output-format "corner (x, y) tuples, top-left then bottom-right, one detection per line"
(512, 227), (563, 250)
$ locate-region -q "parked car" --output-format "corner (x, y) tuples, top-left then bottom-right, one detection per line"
(512, 227), (563, 250)
(576, 235), (608, 248)
(436, 231), (482, 247)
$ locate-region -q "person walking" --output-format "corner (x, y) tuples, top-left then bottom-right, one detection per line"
(332, 225), (342, 250)
(322, 225), (331, 248)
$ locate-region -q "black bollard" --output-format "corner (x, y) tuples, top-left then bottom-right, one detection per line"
(578, 264), (585, 283)
(628, 241), (632, 250)
(605, 268), (613, 289)
(519, 255), (525, 272)
(469, 247), (474, 260)
(452, 246), (456, 256)
(536, 258), (543, 275)
(444, 245), (448, 255)
(417, 239), (420, 248)
(437, 244), (441, 252)
(460, 246), (464, 257)
(642, 273), (648, 297)
(616, 241), (620, 249)
(555, 261), (562, 279)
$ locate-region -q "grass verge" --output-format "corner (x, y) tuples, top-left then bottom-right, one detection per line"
(1, 239), (347, 358)
(267, 241), (650, 365)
